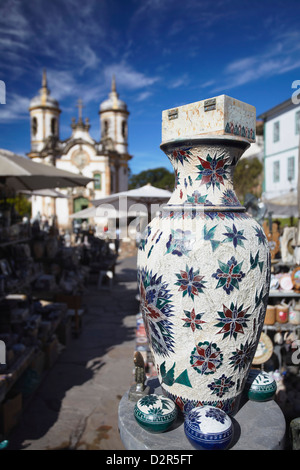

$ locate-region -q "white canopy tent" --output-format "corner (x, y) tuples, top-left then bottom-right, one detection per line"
(262, 190), (298, 218)
(71, 183), (172, 240)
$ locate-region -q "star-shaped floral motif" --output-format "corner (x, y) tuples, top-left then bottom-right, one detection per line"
(165, 229), (195, 257)
(212, 256), (245, 295)
(222, 223), (247, 249)
(139, 268), (175, 357)
(182, 308), (206, 332)
(190, 341), (223, 375)
(214, 302), (251, 340)
(229, 339), (257, 372)
(175, 265), (206, 300)
(171, 147), (192, 165)
(196, 152), (230, 190)
(208, 374), (235, 398)
(254, 226), (267, 246)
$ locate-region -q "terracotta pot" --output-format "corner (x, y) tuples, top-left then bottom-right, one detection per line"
(264, 305), (276, 325)
(137, 97), (270, 416)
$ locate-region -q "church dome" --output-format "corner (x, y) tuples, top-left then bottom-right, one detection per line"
(99, 76), (128, 113)
(29, 70), (60, 111)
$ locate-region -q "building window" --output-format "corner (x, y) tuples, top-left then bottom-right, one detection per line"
(51, 117), (57, 135)
(273, 121), (280, 142)
(273, 161), (280, 183)
(287, 156), (295, 182)
(32, 117), (37, 136)
(296, 110), (300, 135)
(94, 173), (101, 190)
(103, 120), (109, 137)
(121, 121), (127, 138)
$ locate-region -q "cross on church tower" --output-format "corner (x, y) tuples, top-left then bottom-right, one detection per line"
(76, 98), (85, 123)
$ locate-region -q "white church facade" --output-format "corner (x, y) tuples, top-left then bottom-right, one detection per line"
(28, 70), (132, 229)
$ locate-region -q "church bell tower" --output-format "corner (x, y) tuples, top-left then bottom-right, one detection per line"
(28, 69), (61, 161)
(99, 76), (129, 155)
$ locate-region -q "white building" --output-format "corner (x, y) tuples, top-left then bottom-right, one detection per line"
(28, 70), (132, 229)
(258, 98), (300, 200)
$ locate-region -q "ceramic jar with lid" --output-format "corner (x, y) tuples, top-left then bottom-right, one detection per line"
(245, 369), (277, 401)
(137, 95), (270, 416)
(184, 405), (233, 450)
(134, 394), (177, 433)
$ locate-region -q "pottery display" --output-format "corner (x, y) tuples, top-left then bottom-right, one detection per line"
(184, 405), (233, 450)
(275, 304), (289, 324)
(137, 95), (270, 416)
(134, 394), (177, 433)
(245, 369), (277, 401)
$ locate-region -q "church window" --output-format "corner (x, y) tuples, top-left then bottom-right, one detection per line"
(94, 173), (102, 190)
(32, 117), (38, 136)
(103, 120), (109, 137)
(122, 121), (127, 138)
(51, 117), (57, 135)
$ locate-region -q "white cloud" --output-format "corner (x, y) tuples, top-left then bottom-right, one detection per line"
(0, 93), (29, 122)
(104, 63), (159, 90)
(211, 29), (300, 92)
(135, 91), (153, 102)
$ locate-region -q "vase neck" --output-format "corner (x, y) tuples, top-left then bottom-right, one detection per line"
(161, 138), (248, 209)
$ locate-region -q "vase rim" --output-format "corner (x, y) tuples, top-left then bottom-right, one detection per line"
(161, 203), (246, 212)
(160, 134), (251, 152)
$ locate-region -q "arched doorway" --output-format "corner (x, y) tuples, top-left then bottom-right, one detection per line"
(72, 196), (90, 233)
(73, 196), (89, 214)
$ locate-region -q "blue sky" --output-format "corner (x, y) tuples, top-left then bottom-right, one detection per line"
(0, 0), (300, 176)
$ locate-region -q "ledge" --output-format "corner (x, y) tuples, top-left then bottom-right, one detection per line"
(118, 378), (286, 451)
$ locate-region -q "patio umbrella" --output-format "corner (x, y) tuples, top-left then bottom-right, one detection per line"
(0, 149), (92, 192)
(92, 183), (172, 214)
(69, 204), (147, 219)
(20, 188), (69, 198)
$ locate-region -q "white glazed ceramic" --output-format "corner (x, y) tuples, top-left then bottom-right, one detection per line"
(184, 405), (233, 450)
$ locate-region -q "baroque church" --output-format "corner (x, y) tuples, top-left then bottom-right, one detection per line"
(28, 70), (132, 229)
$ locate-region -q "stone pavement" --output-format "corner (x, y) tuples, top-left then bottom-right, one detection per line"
(7, 253), (139, 450)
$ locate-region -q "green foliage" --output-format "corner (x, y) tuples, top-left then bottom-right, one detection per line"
(129, 167), (175, 190)
(0, 194), (31, 218)
(233, 157), (263, 202)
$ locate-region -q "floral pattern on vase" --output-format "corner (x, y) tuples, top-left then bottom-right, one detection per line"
(137, 137), (270, 416)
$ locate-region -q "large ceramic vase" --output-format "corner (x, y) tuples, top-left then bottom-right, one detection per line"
(137, 97), (270, 416)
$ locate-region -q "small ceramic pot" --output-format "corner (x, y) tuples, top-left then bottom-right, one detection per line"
(134, 394), (177, 433)
(276, 304), (289, 323)
(245, 370), (277, 401)
(184, 406), (233, 450)
(264, 305), (276, 325)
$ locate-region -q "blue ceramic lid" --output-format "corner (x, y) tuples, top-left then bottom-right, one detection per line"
(185, 406), (233, 439)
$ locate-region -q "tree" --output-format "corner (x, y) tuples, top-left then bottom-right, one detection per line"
(129, 167), (175, 190)
(233, 157), (263, 203)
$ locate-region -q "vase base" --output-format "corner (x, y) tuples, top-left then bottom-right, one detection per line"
(160, 384), (242, 417)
